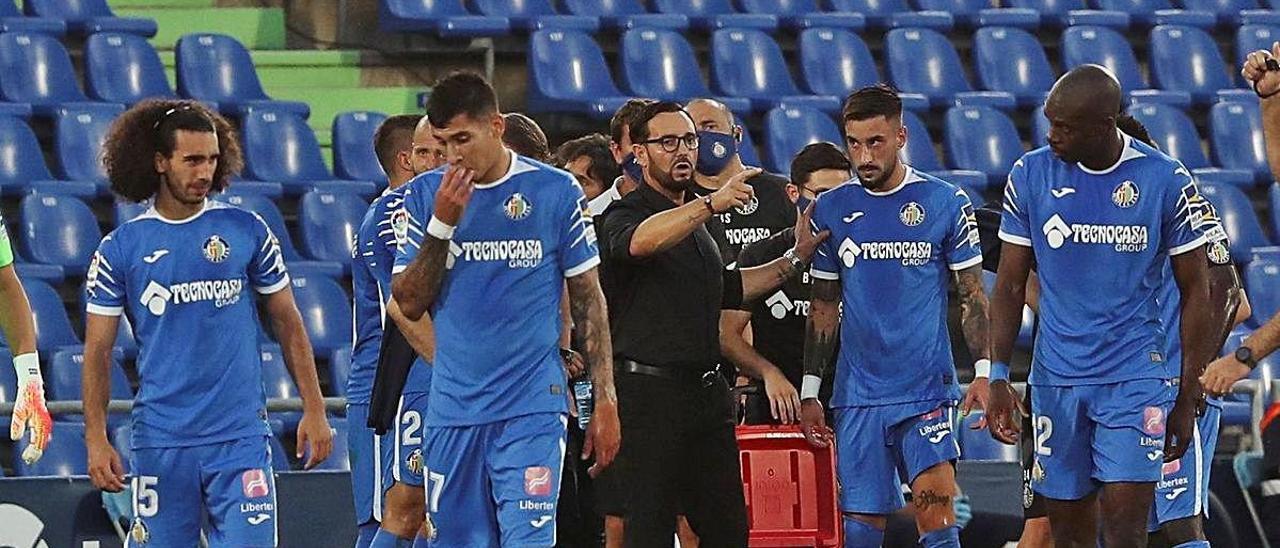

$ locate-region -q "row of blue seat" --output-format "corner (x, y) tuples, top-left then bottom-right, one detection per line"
(0, 0), (153, 37)
(379, 0), (1280, 36)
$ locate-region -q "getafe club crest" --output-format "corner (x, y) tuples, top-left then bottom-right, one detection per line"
(391, 208), (410, 247)
(407, 449), (424, 475)
(1113, 180), (1140, 208)
(899, 202), (925, 227)
(203, 235), (230, 263)
(504, 193), (532, 221)
(130, 518), (150, 544)
(734, 194), (759, 215)
(1208, 241), (1231, 265)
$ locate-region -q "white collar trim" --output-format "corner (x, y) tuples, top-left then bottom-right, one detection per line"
(861, 165), (925, 196)
(135, 199), (219, 225)
(1077, 131), (1145, 175)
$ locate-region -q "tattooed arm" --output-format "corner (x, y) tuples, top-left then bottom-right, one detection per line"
(799, 278), (840, 448)
(565, 268), (621, 476)
(393, 166), (475, 321)
(954, 265), (990, 361)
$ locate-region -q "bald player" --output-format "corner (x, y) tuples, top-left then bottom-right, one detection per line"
(986, 66), (1215, 547)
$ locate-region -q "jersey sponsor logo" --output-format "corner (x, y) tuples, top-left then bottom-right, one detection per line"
(247, 513), (272, 525)
(1050, 187), (1076, 198)
(1165, 487), (1189, 500)
(918, 417), (952, 444)
(142, 249), (169, 264)
(1140, 436), (1162, 448)
(842, 211), (865, 224)
(1040, 213), (1149, 253)
(524, 466), (553, 496)
(454, 239), (544, 269)
(734, 195), (759, 216)
(1162, 459), (1181, 476)
(530, 515), (553, 528)
(1143, 406), (1166, 435)
(1112, 180), (1140, 208)
(203, 235), (231, 263)
(240, 501), (274, 513)
(141, 278), (246, 316)
(836, 237), (932, 268)
(899, 202), (925, 227)
(1147, 449), (1164, 461)
(242, 469), (271, 498)
(764, 290), (809, 319)
(520, 500), (555, 511)
(1158, 474), (1189, 496)
(724, 227), (771, 246)
(504, 193), (533, 221)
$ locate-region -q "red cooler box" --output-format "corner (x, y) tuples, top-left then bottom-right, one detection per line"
(737, 425), (841, 547)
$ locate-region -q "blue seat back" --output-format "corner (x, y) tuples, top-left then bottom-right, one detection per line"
(55, 104), (123, 183)
(1182, 0), (1259, 17)
(1061, 26), (1146, 94)
(1269, 185), (1280, 241)
(259, 343), (295, 400)
(1007, 0), (1076, 20)
(0, 117), (55, 189)
(113, 200), (148, 227)
(1150, 25), (1232, 101)
(799, 28), (880, 96)
(973, 27), (1055, 99)
(739, 128), (763, 168)
(15, 421), (87, 477)
(241, 109), (332, 183)
(764, 107), (842, 174)
(619, 28), (711, 100)
(471, 0), (559, 17)
(0, 0), (19, 16)
(1094, 0), (1174, 18)
(1211, 101), (1269, 180)
(20, 194), (100, 274)
(175, 33), (270, 105)
(944, 106), (1023, 182)
(1032, 105), (1050, 148)
(1128, 103), (1209, 169)
(561, 0), (647, 16)
(312, 418), (352, 471)
(0, 349), (14, 403)
(1238, 25), (1279, 67)
(1199, 181), (1271, 261)
(26, 0), (117, 20)
(290, 274), (353, 357)
(901, 110), (943, 172)
(528, 30), (623, 101)
(215, 193), (302, 262)
(827, 0), (913, 21)
(885, 28), (973, 99)
(12, 279), (78, 353)
(915, 0), (991, 19)
(738, 0), (821, 14)
(1246, 261), (1280, 330)
(653, 0), (740, 15)
(0, 32), (87, 105)
(711, 29), (804, 99)
(959, 413), (1018, 461)
(84, 33), (174, 104)
(329, 347), (352, 396)
(48, 348), (132, 401)
(298, 191), (368, 263)
(332, 111), (389, 183)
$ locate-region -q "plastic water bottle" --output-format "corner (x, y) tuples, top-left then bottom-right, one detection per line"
(572, 378), (593, 431)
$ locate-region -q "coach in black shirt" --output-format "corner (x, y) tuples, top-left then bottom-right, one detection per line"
(599, 101), (826, 546)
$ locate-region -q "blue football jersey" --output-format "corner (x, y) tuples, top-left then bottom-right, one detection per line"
(392, 151), (599, 426)
(810, 167), (981, 407)
(85, 200), (285, 449)
(999, 133), (1207, 386)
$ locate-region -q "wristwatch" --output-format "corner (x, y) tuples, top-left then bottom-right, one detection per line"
(1234, 346), (1259, 370)
(782, 248), (805, 271)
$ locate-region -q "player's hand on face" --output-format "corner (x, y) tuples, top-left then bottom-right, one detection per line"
(762, 369), (801, 424)
(800, 399), (833, 448)
(87, 435), (126, 492)
(709, 167), (760, 213)
(1242, 42), (1280, 98)
(791, 200), (831, 264)
(1200, 355), (1250, 397)
(432, 164), (476, 226)
(961, 377), (991, 429)
(583, 397), (620, 478)
(1164, 399), (1197, 462)
(985, 380), (1023, 445)
(297, 410), (334, 470)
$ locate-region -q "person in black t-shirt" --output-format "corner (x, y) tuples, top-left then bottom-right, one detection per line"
(686, 98), (796, 265)
(724, 142), (851, 424)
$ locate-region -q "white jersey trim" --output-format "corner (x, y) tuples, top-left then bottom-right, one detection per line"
(391, 264), (407, 275)
(255, 275), (291, 295)
(473, 149), (536, 190)
(857, 166), (926, 197)
(811, 268), (839, 281)
(1168, 234), (1207, 257)
(948, 255), (983, 271)
(133, 199), (222, 225)
(564, 255), (601, 278)
(1077, 131), (1145, 175)
(997, 230), (1033, 247)
(86, 303), (123, 316)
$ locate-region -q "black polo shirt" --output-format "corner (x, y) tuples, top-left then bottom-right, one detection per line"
(691, 171), (796, 265)
(599, 182), (743, 370)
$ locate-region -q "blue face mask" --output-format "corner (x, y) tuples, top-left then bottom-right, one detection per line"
(621, 152), (644, 182)
(695, 130), (738, 176)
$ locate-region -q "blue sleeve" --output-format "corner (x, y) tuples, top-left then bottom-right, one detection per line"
(559, 178), (601, 277)
(1163, 164), (1209, 257)
(249, 213), (290, 294)
(998, 158), (1033, 247)
(809, 194), (840, 281)
(393, 180), (432, 275)
(943, 188), (983, 271)
(357, 197), (397, 302)
(85, 234), (126, 316)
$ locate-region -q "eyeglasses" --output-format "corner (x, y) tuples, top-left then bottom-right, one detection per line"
(640, 133), (699, 153)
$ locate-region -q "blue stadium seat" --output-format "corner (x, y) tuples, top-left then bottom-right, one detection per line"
(379, 0), (511, 36)
(311, 418), (351, 471)
(298, 190), (368, 265)
(913, 0), (994, 26)
(901, 110), (943, 172)
(617, 29), (751, 114)
(560, 0), (689, 29)
(1180, 0), (1260, 26)
(944, 106), (1023, 188)
(1006, 0), (1078, 26)
(14, 421), (87, 477)
(24, 0), (155, 36)
(18, 194), (100, 276)
(737, 0), (866, 29)
(111, 424), (132, 468)
(827, 0), (950, 29)
(710, 29), (841, 114)
(54, 103), (123, 187)
(763, 107), (842, 174)
(652, 0), (779, 30)
(332, 111), (390, 184)
(84, 33), (177, 106)
(0, 116), (96, 197)
(1198, 182), (1271, 262)
(973, 27), (1056, 107)
(1268, 186), (1280, 245)
(885, 27), (1015, 108)
(1246, 261), (1280, 329)
(175, 34), (310, 119)
(14, 263), (67, 285)
(290, 274), (354, 358)
(468, 0), (599, 31)
(1149, 25), (1235, 104)
(113, 200), (148, 227)
(739, 128), (763, 168)
(526, 30), (635, 119)
(1237, 24), (1280, 85)
(0, 33), (103, 118)
(329, 347), (352, 397)
(1211, 101), (1271, 184)
(0, 349), (13, 408)
(798, 28), (881, 98)
(0, 0), (64, 34)
(240, 108), (377, 197)
(1092, 0), (1210, 26)
(47, 348), (131, 402)
(1061, 26), (1160, 101)
(1031, 105), (1050, 148)
(76, 284), (139, 358)
(11, 279), (79, 354)
(259, 343), (302, 433)
(1127, 103), (1209, 168)
(959, 413), (1019, 461)
(212, 193), (342, 279)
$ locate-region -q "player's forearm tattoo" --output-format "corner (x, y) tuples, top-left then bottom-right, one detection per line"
(955, 266), (991, 361)
(740, 258), (799, 302)
(394, 236), (451, 321)
(566, 269), (617, 403)
(912, 490), (953, 512)
(804, 279), (841, 380)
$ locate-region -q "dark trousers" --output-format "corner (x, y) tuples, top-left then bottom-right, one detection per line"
(612, 368), (749, 548)
(556, 417), (604, 547)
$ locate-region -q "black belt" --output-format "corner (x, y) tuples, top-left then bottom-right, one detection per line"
(618, 359), (723, 387)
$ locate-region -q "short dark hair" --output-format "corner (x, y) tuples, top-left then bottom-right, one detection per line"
(790, 142), (851, 187)
(628, 101), (691, 146)
(610, 98), (656, 145)
(842, 84), (903, 123)
(555, 133), (620, 185)
(1116, 113), (1156, 148)
(103, 99), (242, 203)
(426, 71), (498, 128)
(373, 114), (421, 174)
(502, 113), (550, 162)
